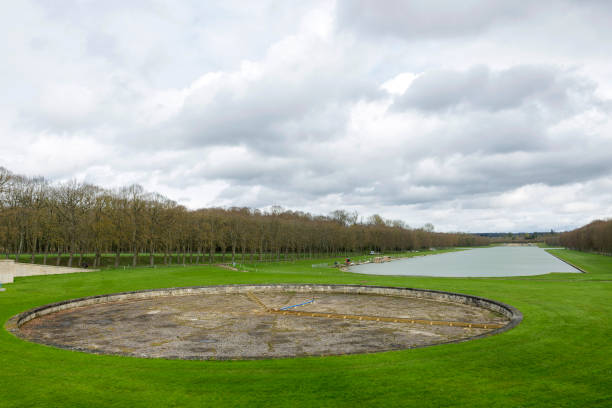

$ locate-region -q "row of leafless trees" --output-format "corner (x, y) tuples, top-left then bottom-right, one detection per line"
(558, 219), (612, 254)
(0, 167), (489, 267)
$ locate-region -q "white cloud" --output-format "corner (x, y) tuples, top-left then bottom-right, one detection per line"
(0, 0), (611, 232)
(381, 73), (420, 95)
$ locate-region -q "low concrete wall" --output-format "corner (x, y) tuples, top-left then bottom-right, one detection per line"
(7, 284), (523, 341)
(0, 260), (98, 284)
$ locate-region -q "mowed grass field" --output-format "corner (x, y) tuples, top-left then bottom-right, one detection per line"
(1, 249), (610, 407)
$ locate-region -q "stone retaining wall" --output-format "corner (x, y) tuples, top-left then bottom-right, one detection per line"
(7, 284), (523, 339)
(0, 260), (98, 284)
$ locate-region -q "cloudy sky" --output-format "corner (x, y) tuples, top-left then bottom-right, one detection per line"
(2, 0), (612, 232)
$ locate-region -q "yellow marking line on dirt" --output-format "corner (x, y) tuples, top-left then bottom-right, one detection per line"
(246, 291), (503, 329)
(268, 309), (503, 329)
(246, 292), (270, 311)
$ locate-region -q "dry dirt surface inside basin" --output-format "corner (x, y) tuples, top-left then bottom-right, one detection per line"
(17, 291), (510, 359)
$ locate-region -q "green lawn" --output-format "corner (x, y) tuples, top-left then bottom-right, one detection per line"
(5, 248), (463, 268)
(1, 250), (610, 407)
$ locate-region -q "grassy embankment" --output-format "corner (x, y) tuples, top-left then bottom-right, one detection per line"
(0, 249), (610, 407)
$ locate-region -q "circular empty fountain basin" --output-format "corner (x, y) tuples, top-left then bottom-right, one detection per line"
(7, 284), (521, 359)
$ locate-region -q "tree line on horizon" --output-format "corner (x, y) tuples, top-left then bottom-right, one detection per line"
(0, 167), (489, 268)
(556, 219), (612, 254)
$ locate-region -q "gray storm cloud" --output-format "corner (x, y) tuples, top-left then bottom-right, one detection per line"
(336, 0), (528, 38)
(393, 65), (588, 113)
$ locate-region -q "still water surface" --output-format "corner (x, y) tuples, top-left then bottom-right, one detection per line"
(349, 246), (581, 277)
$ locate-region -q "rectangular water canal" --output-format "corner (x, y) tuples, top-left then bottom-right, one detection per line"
(349, 246), (582, 277)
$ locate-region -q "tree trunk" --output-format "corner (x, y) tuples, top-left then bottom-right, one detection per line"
(68, 241), (74, 267)
(149, 242), (154, 267)
(30, 236), (37, 263)
(115, 247), (121, 268)
(43, 242), (49, 265)
(17, 232), (24, 262)
(56, 247), (62, 266)
(132, 247), (138, 267)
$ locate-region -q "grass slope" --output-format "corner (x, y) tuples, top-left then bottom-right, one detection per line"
(1, 250), (610, 407)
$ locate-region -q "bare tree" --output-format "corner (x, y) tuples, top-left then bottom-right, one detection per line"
(0, 167), (492, 268)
